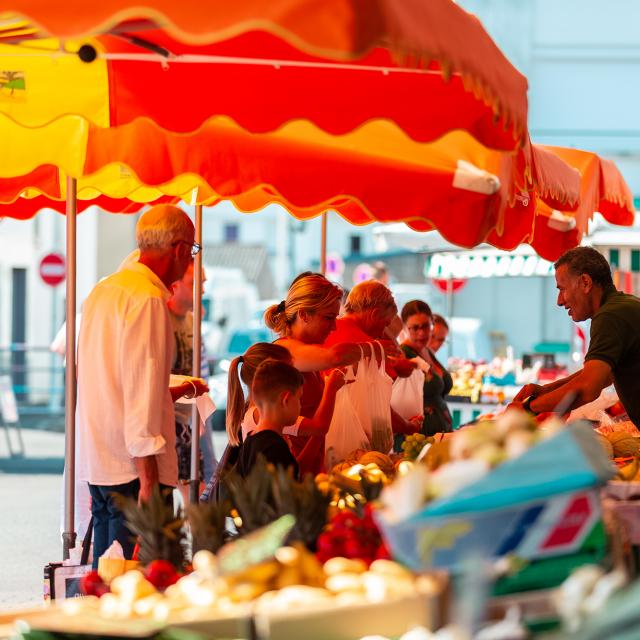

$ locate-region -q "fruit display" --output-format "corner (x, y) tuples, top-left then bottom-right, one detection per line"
(380, 411), (567, 515)
(57, 524), (429, 630)
(604, 432), (640, 458)
(448, 362), (485, 403)
(401, 434), (434, 461)
(439, 411), (560, 469)
(447, 357), (569, 406)
(316, 506), (391, 566)
(315, 449), (417, 519)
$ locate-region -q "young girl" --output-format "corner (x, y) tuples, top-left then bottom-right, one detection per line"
(226, 342), (347, 456)
(200, 342), (346, 501)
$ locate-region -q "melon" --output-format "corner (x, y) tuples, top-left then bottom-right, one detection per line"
(606, 432), (640, 457)
(596, 434), (614, 458)
(358, 451), (394, 472)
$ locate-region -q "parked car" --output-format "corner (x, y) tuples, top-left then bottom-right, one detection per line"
(207, 325), (275, 431)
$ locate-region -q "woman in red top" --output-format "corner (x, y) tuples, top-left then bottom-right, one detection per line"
(264, 272), (361, 474)
(324, 280), (423, 436)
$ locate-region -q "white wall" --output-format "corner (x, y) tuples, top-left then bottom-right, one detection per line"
(461, 0), (640, 165)
(200, 201), (374, 294)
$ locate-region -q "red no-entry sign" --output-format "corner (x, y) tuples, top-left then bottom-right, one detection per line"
(39, 253), (66, 287)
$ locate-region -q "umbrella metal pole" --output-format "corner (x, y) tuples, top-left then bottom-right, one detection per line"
(62, 176), (78, 559)
(190, 205), (203, 504)
(447, 277), (454, 361)
(320, 212), (328, 275)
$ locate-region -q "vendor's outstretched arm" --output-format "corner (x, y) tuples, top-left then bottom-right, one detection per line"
(513, 371), (582, 401)
(525, 360), (613, 414)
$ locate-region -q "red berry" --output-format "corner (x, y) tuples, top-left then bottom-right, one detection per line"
(317, 533), (336, 555)
(144, 560), (180, 590)
(332, 511), (360, 530)
(344, 539), (367, 560)
(375, 544), (392, 560)
(80, 570), (109, 597)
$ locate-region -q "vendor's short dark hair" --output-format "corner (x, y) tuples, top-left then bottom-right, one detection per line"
(554, 247), (614, 288)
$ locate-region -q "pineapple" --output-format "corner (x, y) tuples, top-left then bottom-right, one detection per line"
(270, 466), (331, 549)
(114, 485), (187, 570)
(222, 456), (277, 533)
(222, 455), (331, 550)
(187, 499), (231, 556)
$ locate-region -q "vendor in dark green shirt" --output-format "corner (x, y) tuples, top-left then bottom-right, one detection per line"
(512, 246), (640, 426)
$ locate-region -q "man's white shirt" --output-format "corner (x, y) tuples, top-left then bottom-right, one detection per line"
(76, 262), (178, 486)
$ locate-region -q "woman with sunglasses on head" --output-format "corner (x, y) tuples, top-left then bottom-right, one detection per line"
(400, 300), (453, 436)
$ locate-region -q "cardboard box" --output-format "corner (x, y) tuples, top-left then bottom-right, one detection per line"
(253, 589), (444, 640)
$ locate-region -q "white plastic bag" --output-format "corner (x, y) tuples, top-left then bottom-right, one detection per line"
(391, 364), (424, 420)
(346, 344), (374, 440)
(324, 367), (370, 469)
(367, 341), (394, 454)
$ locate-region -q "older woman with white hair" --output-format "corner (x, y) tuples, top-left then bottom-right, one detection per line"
(324, 280), (422, 435)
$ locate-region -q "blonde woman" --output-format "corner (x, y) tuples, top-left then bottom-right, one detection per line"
(264, 273), (362, 472)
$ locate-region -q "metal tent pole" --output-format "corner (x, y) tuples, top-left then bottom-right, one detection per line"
(320, 212), (328, 275)
(62, 176), (78, 559)
(189, 204), (203, 504)
(447, 277), (454, 362)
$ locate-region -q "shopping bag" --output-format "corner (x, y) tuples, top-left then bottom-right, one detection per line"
(367, 341), (394, 453)
(325, 367), (370, 469)
(44, 517), (93, 601)
(391, 365), (424, 420)
(346, 344), (374, 441)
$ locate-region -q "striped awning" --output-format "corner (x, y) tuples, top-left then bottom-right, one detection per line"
(425, 249), (553, 279)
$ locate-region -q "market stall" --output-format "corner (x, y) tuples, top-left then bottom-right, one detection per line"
(1, 409), (634, 639)
(0, 0), (578, 553)
(1, 2), (639, 638)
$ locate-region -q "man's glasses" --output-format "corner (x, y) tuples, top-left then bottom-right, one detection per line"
(173, 240), (202, 257)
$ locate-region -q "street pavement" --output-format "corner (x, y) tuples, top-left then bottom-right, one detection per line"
(0, 426), (228, 611)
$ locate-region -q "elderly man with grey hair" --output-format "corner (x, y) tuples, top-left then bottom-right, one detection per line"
(76, 204), (208, 566)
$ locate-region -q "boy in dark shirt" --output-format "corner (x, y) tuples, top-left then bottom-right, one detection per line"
(236, 360), (303, 479)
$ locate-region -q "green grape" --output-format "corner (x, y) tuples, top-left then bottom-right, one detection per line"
(402, 433), (429, 460)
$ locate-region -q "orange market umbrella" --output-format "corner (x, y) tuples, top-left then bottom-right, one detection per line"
(0, 1), (560, 547)
(0, 122), (582, 252)
(0, 0), (529, 146)
(528, 147), (634, 261)
(0, 2), (528, 148)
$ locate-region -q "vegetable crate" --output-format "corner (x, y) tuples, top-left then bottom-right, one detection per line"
(377, 424), (615, 585)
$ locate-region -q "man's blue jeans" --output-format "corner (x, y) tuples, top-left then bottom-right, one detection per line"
(88, 479), (139, 568)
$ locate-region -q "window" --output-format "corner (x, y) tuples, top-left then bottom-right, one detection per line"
(632, 250), (640, 273)
(224, 224), (239, 243)
(609, 249), (620, 268)
(349, 234), (362, 255)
